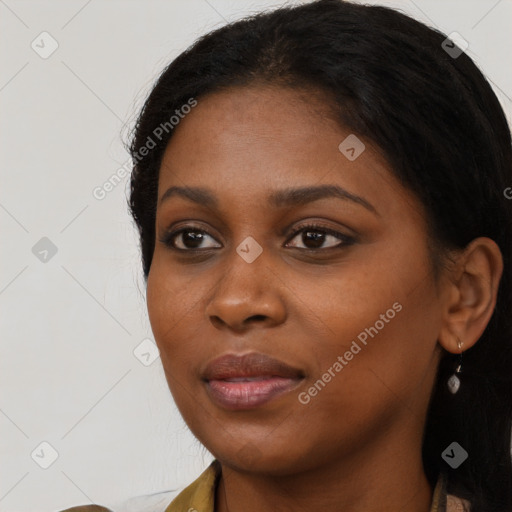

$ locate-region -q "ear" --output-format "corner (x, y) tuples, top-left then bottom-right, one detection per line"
(437, 237), (503, 354)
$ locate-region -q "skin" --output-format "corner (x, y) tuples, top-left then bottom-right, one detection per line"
(146, 85), (503, 512)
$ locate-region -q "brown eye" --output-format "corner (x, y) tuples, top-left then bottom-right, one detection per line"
(161, 228), (222, 250)
(286, 224), (355, 250)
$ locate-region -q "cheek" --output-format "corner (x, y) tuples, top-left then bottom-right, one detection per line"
(293, 247), (439, 402)
(146, 267), (173, 343)
(292, 307), (436, 456)
(146, 263), (188, 358)
(147, 255), (196, 333)
(146, 261), (210, 377)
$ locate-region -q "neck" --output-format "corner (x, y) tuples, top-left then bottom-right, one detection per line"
(214, 417), (433, 512)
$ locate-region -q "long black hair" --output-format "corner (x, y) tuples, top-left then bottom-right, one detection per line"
(127, 1), (512, 510)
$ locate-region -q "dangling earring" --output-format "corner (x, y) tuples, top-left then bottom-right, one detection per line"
(447, 338), (463, 394)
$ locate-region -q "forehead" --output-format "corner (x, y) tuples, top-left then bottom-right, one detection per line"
(161, 87), (367, 177)
(160, 85), (340, 170)
(156, 85), (421, 223)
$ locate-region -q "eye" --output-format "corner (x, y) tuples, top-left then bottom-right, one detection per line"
(285, 223), (355, 250)
(159, 222), (355, 252)
(160, 227), (221, 251)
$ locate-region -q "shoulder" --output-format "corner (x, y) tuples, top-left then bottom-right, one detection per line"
(446, 494), (471, 512)
(57, 461), (221, 512)
(431, 472), (471, 512)
(57, 490), (177, 512)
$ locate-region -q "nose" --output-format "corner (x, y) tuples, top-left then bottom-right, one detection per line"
(205, 245), (287, 333)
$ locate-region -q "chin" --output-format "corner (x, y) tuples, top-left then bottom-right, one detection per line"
(213, 445), (312, 477)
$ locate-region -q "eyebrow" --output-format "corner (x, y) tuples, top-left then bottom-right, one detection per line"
(159, 184), (378, 215)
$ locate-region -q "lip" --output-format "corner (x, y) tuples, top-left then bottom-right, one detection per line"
(202, 352), (305, 410)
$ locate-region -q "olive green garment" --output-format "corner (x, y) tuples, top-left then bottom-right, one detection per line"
(59, 459), (471, 512)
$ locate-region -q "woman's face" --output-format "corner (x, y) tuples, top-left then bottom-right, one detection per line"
(146, 85), (444, 475)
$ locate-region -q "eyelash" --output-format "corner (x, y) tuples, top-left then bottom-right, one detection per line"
(159, 222), (355, 253)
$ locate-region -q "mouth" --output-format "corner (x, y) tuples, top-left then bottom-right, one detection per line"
(202, 352), (305, 410)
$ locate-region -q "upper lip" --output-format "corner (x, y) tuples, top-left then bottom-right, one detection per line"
(202, 352), (304, 381)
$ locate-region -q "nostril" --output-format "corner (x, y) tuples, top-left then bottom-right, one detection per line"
(247, 314), (267, 322)
(210, 316), (226, 328)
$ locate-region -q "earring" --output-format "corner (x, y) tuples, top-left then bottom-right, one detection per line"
(447, 339), (463, 394)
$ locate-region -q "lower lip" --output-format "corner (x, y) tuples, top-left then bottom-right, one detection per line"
(206, 377), (302, 410)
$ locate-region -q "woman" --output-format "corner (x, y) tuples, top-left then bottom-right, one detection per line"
(63, 0), (512, 510)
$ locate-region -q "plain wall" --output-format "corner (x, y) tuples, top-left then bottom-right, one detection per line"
(1, 0), (511, 510)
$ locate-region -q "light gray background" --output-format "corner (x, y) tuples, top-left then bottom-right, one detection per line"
(1, 0), (511, 510)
